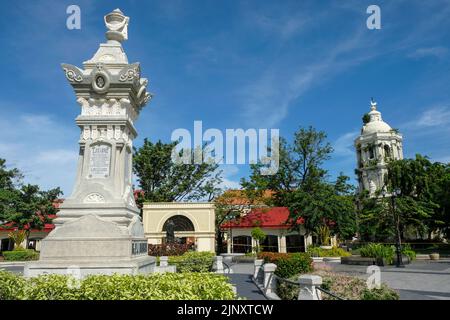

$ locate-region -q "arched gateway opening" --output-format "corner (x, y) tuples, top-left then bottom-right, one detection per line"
(162, 215), (195, 245)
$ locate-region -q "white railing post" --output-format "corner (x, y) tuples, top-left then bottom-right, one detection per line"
(263, 263), (277, 294)
(298, 275), (323, 300)
(253, 259), (264, 280)
(213, 256), (224, 273)
(160, 256), (168, 267)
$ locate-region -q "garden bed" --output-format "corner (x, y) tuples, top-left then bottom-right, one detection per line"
(341, 255), (411, 266)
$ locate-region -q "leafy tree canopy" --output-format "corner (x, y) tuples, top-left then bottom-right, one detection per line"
(0, 158), (62, 243)
(133, 139), (222, 203)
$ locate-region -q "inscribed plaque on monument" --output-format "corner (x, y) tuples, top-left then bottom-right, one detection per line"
(89, 144), (111, 178)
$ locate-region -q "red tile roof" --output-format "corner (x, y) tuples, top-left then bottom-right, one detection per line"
(221, 207), (304, 229)
(0, 214), (57, 232)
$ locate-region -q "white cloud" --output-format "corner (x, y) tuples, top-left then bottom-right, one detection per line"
(35, 149), (78, 165)
(0, 110), (79, 196)
(408, 46), (448, 59)
(415, 106), (450, 127)
(218, 164), (241, 190)
(239, 27), (373, 128)
(250, 11), (310, 40)
(237, 1), (450, 129)
(333, 131), (359, 157)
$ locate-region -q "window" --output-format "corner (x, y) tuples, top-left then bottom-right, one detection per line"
(260, 235), (279, 252)
(369, 146), (375, 159)
(384, 145), (391, 159)
(286, 235), (305, 252)
(162, 215), (195, 232)
(233, 236), (252, 253)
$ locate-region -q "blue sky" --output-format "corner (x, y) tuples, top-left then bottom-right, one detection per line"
(1, 0), (450, 196)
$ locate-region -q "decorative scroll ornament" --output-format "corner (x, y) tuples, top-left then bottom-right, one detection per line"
(62, 64), (83, 82)
(83, 193), (105, 203)
(119, 63), (140, 82)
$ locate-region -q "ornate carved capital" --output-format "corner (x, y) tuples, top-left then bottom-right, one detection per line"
(62, 64), (84, 82)
(118, 63), (140, 82)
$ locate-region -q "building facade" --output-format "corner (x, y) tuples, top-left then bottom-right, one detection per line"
(354, 100), (403, 196)
(142, 202), (216, 252)
(221, 207), (312, 253)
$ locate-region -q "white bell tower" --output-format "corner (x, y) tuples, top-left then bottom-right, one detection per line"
(354, 99), (403, 196)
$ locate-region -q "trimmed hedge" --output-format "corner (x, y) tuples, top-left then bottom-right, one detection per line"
(257, 252), (313, 278)
(0, 271), (26, 300)
(2, 249), (39, 261)
(0, 271), (236, 300)
(169, 251), (215, 273)
(307, 246), (351, 258)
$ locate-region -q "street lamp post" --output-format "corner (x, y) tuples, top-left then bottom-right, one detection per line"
(381, 188), (404, 268)
(391, 189), (405, 268)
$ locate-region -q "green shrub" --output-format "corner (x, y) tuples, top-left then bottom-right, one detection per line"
(360, 243), (395, 264)
(258, 252), (313, 278)
(361, 284), (400, 300)
(25, 274), (80, 300)
(169, 251), (215, 273)
(276, 253), (313, 278)
(0, 271), (26, 300)
(275, 275), (300, 300)
(307, 246), (351, 257)
(0, 271), (236, 300)
(2, 249), (39, 261)
(402, 244), (416, 261)
(148, 243), (194, 256)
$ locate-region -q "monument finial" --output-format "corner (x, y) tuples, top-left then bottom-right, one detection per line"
(370, 97), (377, 111)
(104, 8), (129, 43)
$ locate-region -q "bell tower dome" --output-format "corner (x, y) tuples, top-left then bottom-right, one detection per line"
(354, 99), (403, 196)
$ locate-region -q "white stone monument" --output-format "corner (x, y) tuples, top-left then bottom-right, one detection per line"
(24, 9), (155, 277)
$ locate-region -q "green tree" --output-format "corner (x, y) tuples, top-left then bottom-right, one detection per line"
(241, 126), (333, 206)
(286, 176), (357, 241)
(0, 158), (62, 249)
(133, 139), (222, 204)
(358, 154), (447, 241)
(251, 227), (266, 253)
(386, 155), (443, 239)
(242, 127), (356, 241)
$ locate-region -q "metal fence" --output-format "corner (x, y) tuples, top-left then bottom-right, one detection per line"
(273, 274), (345, 300)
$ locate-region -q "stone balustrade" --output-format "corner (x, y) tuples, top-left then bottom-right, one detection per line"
(251, 259), (324, 300)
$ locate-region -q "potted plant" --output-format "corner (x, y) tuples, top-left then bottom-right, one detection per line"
(429, 252), (440, 260)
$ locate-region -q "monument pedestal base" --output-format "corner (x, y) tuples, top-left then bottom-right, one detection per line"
(24, 255), (156, 278)
(24, 214), (156, 278)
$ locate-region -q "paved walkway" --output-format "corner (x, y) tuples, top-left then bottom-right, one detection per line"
(227, 263), (266, 300)
(319, 260), (450, 300)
